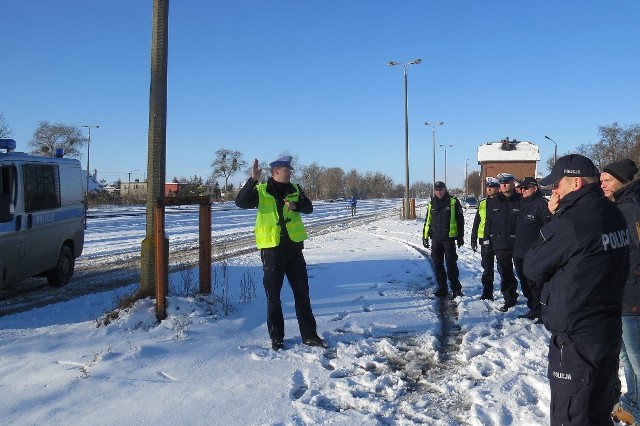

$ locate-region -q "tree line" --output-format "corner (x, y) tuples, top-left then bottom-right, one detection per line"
(3, 115), (639, 199)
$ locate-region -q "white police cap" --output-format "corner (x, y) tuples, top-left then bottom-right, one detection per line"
(269, 156), (294, 170)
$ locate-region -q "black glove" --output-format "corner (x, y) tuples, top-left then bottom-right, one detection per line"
(471, 239), (477, 252)
(422, 238), (430, 248)
(457, 238), (464, 248)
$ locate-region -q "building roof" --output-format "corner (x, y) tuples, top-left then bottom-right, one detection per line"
(477, 140), (540, 163)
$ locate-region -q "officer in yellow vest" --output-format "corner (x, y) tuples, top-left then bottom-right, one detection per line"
(471, 177), (500, 300)
(423, 181), (465, 297)
(235, 156), (326, 351)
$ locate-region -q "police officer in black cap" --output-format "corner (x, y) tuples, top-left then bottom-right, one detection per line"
(524, 154), (629, 425)
(422, 181), (464, 297)
(471, 177), (500, 300)
(513, 177), (551, 321)
(485, 173), (522, 312)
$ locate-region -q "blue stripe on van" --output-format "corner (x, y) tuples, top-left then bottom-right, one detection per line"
(0, 221), (13, 234)
(0, 206), (84, 234)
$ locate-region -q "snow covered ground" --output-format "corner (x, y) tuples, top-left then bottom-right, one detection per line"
(0, 203), (559, 425)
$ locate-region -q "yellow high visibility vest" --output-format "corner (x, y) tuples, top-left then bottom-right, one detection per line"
(255, 183), (308, 248)
(424, 197), (458, 238)
(477, 198), (487, 239)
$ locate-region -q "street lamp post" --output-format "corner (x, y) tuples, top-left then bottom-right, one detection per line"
(388, 58), (422, 219)
(439, 144), (453, 187)
(425, 121), (444, 195)
(544, 135), (558, 165)
(465, 158), (469, 195)
(81, 124), (99, 229)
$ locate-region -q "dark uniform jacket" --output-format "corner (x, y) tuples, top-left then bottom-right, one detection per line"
(613, 179), (640, 315)
(524, 183), (629, 343)
(485, 192), (522, 251)
(235, 177), (313, 248)
(512, 190), (551, 258)
(423, 192), (464, 242)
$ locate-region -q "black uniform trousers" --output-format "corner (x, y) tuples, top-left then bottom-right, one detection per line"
(260, 246), (318, 341)
(513, 256), (541, 316)
(548, 334), (621, 425)
(480, 239), (495, 299)
(430, 239), (462, 293)
(494, 249), (518, 306)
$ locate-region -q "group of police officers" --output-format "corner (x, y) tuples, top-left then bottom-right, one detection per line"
(423, 154), (640, 425)
(239, 153), (640, 425)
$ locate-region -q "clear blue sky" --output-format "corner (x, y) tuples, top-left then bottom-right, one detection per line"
(2, 1), (639, 189)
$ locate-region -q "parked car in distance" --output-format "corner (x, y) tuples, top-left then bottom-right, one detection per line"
(461, 196), (479, 209)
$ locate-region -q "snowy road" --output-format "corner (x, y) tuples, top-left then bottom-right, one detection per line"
(0, 199), (404, 315)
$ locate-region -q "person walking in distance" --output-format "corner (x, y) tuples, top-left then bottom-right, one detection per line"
(524, 154), (629, 425)
(513, 177), (551, 322)
(485, 173), (522, 312)
(423, 181), (465, 298)
(600, 159), (640, 426)
(471, 177), (500, 300)
(235, 156), (326, 351)
(349, 196), (357, 217)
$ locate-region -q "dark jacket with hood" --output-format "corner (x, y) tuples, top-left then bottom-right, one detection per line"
(613, 179), (640, 315)
(423, 192), (464, 242)
(513, 190), (552, 258)
(524, 183), (629, 343)
(485, 191), (522, 251)
(235, 177), (313, 248)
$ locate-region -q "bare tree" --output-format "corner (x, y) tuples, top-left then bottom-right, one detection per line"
(299, 162), (325, 200)
(28, 121), (86, 158)
(0, 113), (13, 138)
(344, 169), (360, 198)
(576, 122), (640, 169)
(464, 171), (482, 196)
(362, 172), (394, 198)
(410, 181), (431, 198)
(210, 148), (246, 191)
(320, 167), (345, 200)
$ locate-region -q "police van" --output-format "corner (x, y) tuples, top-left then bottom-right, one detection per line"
(0, 138), (85, 287)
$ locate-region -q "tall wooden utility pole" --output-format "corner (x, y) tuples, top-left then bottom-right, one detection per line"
(140, 0), (169, 296)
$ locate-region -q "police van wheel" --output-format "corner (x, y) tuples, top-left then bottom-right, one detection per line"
(47, 245), (74, 287)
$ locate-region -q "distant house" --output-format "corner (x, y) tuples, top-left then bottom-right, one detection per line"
(165, 182), (182, 197)
(121, 179), (147, 198)
(477, 138), (540, 196)
(165, 182), (219, 198)
(83, 169), (103, 196)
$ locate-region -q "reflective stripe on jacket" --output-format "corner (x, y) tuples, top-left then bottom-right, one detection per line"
(255, 183), (308, 248)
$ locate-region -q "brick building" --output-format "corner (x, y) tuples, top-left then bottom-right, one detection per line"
(477, 138), (540, 196)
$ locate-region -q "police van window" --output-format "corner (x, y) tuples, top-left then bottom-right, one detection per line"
(0, 165), (16, 222)
(23, 163), (61, 212)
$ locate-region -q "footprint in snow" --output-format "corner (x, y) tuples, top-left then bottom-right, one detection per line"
(289, 369), (308, 400)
